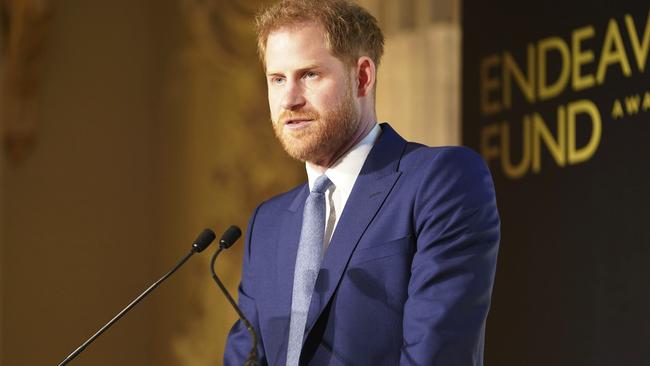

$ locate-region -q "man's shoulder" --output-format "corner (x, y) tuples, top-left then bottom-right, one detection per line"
(378, 123), (486, 171)
(254, 182), (307, 215)
(398, 143), (496, 209)
(400, 143), (487, 173)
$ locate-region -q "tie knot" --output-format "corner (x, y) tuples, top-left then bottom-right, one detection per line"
(311, 175), (332, 194)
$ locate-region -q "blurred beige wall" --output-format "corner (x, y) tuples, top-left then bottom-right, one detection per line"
(1, 0), (459, 365)
(2, 0), (159, 364)
(359, 0), (461, 146)
(1, 0), (301, 364)
(150, 0), (303, 364)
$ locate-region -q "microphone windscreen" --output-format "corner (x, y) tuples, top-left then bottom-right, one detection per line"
(192, 229), (216, 252)
(220, 225), (242, 249)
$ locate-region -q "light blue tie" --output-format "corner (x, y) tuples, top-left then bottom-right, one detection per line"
(286, 175), (332, 366)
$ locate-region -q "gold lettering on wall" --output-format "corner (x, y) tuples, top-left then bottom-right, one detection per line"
(532, 108), (566, 173)
(596, 19), (632, 84)
(625, 10), (650, 73)
(477, 8), (649, 179)
(571, 26), (596, 91)
(538, 37), (570, 101)
(480, 99), (603, 179)
(502, 44), (536, 109)
(567, 99), (601, 164)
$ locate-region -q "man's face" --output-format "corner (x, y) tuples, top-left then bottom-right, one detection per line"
(264, 22), (359, 165)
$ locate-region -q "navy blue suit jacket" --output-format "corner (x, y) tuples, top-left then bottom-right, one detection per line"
(224, 124), (500, 365)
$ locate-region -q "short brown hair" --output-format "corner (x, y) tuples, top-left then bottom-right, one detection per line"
(255, 0), (384, 67)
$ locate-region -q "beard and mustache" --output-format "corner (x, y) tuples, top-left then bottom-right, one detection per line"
(271, 81), (359, 166)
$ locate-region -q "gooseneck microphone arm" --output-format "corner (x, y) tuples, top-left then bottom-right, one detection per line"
(210, 225), (259, 366)
(58, 229), (217, 366)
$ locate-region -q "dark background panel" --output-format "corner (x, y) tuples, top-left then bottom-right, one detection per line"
(463, 1), (650, 365)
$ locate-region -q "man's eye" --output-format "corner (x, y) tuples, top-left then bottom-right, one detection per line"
(271, 77), (285, 85)
(304, 71), (318, 79)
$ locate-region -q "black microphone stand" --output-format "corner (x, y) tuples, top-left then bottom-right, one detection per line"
(210, 228), (259, 366)
(58, 229), (216, 365)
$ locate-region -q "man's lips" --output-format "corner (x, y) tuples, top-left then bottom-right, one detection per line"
(283, 118), (315, 128)
(284, 118), (313, 124)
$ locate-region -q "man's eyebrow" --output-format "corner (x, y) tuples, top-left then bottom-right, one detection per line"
(296, 64), (321, 72)
(266, 64), (323, 77)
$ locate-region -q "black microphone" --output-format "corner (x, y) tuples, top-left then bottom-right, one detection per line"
(58, 228), (217, 366)
(210, 225), (260, 366)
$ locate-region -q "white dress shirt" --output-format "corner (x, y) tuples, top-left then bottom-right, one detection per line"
(305, 123), (382, 252)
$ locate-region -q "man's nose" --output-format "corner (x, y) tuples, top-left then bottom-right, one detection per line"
(280, 81), (306, 111)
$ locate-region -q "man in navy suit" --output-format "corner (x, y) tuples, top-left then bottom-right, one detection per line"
(224, 0), (500, 365)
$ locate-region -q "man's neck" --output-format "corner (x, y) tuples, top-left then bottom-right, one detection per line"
(309, 115), (377, 173)
(306, 123), (381, 183)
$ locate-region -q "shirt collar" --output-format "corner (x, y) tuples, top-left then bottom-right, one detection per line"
(306, 123), (382, 195)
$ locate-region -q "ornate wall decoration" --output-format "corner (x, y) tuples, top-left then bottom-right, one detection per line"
(0, 0), (51, 164)
(159, 1), (303, 365)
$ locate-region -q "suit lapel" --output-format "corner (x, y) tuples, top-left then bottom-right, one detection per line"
(269, 185), (308, 365)
(276, 185), (308, 305)
(303, 123), (407, 337)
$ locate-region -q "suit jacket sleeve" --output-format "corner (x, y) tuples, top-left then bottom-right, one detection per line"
(400, 147), (500, 365)
(224, 205), (268, 366)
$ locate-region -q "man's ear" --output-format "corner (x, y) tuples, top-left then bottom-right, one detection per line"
(355, 56), (376, 98)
